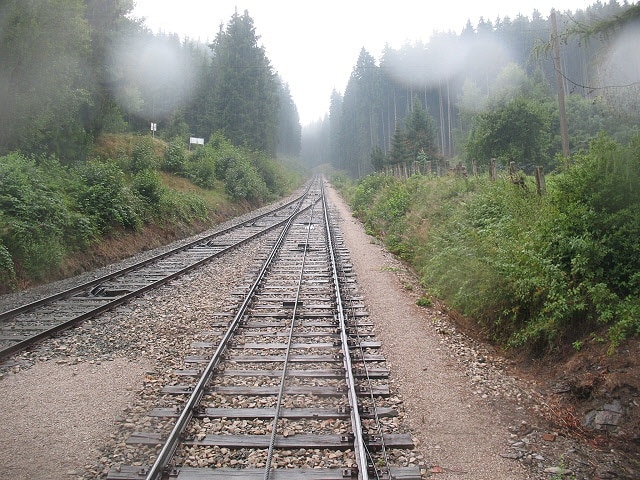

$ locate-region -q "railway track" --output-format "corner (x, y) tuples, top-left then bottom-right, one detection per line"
(0, 182), (316, 360)
(106, 180), (421, 479)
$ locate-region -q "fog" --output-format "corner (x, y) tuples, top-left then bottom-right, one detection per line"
(597, 24), (640, 112)
(110, 34), (203, 121)
(384, 36), (515, 90)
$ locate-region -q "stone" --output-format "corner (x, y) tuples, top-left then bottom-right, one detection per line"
(544, 466), (573, 475)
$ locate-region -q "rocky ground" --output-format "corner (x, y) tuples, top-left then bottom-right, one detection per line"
(0, 184), (638, 479)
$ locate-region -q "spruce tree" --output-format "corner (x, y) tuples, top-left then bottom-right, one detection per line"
(209, 10), (279, 155)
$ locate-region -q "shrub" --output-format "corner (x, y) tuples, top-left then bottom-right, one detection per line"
(184, 146), (217, 189)
(0, 240), (16, 292)
(350, 132), (640, 354)
(163, 141), (185, 173)
(0, 153), (72, 279)
(224, 159), (268, 202)
(158, 190), (208, 223)
(130, 137), (157, 173)
(77, 160), (141, 232)
(133, 169), (163, 206)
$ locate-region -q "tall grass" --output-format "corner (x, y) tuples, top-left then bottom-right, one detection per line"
(347, 133), (640, 354)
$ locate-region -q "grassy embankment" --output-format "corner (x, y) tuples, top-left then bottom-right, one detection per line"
(0, 133), (304, 292)
(334, 133), (640, 355)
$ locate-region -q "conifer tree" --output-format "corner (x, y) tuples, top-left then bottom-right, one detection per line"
(0, 0), (92, 160)
(404, 97), (438, 160)
(209, 10), (279, 155)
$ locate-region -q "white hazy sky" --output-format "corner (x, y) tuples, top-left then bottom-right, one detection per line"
(132, 0), (598, 125)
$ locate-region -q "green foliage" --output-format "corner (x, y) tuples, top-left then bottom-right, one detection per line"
(0, 153), (91, 280)
(0, 0), (93, 160)
(349, 134), (640, 353)
(370, 146), (385, 172)
(185, 146), (218, 189)
(157, 189), (208, 224)
(0, 239), (17, 292)
(338, 48), (383, 177)
(352, 175), (400, 219)
(465, 96), (553, 169)
(132, 169), (163, 205)
(208, 10), (280, 155)
(182, 133), (293, 202)
(223, 159), (269, 202)
(77, 160), (142, 232)
(0, 127), (296, 289)
(330, 172), (354, 194)
(352, 174), (413, 259)
(130, 138), (157, 173)
(163, 141), (186, 173)
(403, 97), (438, 160)
(416, 296), (432, 307)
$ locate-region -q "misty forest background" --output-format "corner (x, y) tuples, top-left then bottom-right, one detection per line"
(1, 0), (639, 354)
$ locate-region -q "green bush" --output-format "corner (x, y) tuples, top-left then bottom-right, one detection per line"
(185, 146), (217, 189)
(163, 141), (186, 173)
(0, 240), (16, 292)
(349, 133), (640, 353)
(0, 153), (74, 279)
(158, 190), (208, 223)
(133, 169), (163, 206)
(130, 138), (157, 173)
(224, 159), (268, 202)
(77, 160), (141, 232)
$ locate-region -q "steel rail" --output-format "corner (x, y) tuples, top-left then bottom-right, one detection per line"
(353, 320), (392, 479)
(263, 195), (318, 480)
(144, 190), (316, 480)
(321, 181), (369, 480)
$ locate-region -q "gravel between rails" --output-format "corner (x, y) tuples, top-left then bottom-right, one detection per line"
(0, 234), (267, 479)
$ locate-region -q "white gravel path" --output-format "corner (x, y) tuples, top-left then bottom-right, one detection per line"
(0, 358), (147, 480)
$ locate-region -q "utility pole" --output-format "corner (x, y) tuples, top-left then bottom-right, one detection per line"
(551, 9), (570, 157)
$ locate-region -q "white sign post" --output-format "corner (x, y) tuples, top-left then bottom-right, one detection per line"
(150, 122), (157, 137)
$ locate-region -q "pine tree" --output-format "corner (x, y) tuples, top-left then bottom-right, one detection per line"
(340, 48), (382, 177)
(0, 0), (93, 160)
(404, 97), (438, 160)
(208, 10), (280, 155)
(277, 81), (301, 157)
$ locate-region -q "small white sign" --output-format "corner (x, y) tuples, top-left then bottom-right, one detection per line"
(189, 137), (204, 145)
(150, 122), (157, 132)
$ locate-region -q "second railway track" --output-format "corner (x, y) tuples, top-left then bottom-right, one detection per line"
(0, 182), (317, 359)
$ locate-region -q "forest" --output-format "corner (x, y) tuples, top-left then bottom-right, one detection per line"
(302, 1), (640, 178)
(321, 1), (640, 353)
(0, 0), (302, 160)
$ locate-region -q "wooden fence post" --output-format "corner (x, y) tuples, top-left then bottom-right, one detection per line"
(489, 158), (497, 181)
(535, 166), (546, 195)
